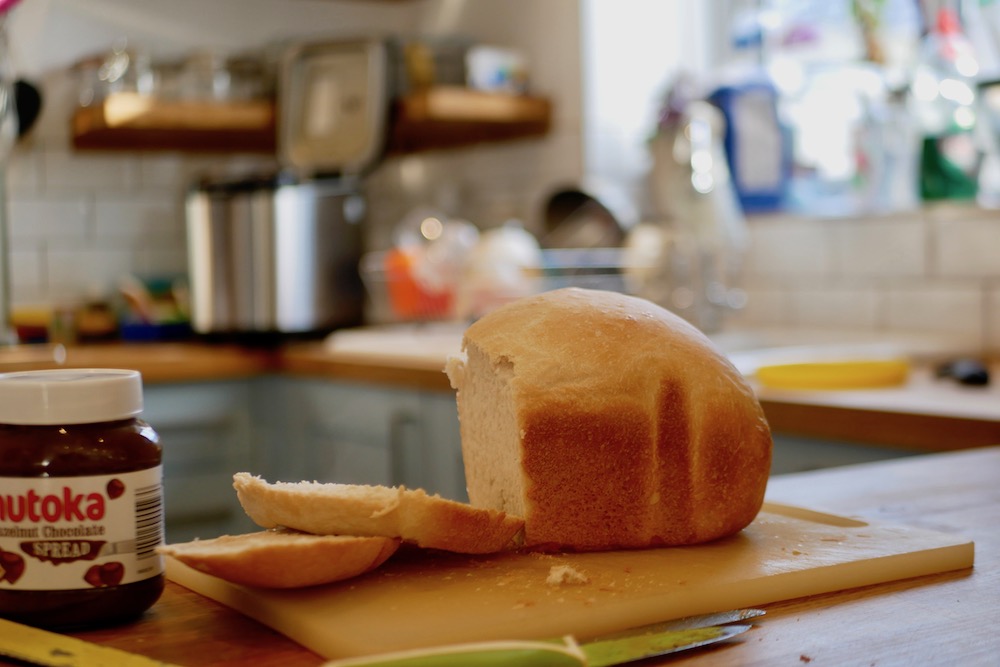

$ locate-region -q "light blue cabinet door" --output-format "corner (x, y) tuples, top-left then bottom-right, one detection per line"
(268, 378), (467, 500)
(142, 381), (258, 542)
(281, 378), (424, 488)
(771, 435), (917, 475)
(419, 392), (467, 502)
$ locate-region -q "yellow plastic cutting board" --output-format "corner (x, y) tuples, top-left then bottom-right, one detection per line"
(165, 502), (974, 660)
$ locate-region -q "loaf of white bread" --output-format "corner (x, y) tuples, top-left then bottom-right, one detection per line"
(445, 287), (772, 551)
(161, 287), (771, 587)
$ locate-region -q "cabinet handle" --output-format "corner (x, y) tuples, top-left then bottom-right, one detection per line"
(388, 411), (421, 487)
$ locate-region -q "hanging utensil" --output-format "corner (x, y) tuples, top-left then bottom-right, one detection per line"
(14, 78), (40, 138)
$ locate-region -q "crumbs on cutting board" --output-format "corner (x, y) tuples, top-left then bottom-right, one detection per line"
(546, 564), (590, 586)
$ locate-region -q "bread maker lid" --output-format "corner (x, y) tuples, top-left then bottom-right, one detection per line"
(278, 37), (392, 177)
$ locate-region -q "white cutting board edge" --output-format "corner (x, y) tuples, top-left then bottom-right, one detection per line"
(165, 502), (975, 659)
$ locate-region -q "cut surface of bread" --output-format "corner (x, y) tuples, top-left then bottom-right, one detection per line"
(157, 529), (399, 588)
(233, 473), (524, 554)
(446, 287), (773, 551)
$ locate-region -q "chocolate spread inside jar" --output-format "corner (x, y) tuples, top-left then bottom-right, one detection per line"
(0, 369), (165, 629)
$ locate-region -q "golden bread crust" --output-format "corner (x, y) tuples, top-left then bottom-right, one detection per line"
(453, 287), (772, 550)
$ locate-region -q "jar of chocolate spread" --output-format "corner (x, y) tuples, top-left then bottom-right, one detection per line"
(0, 369), (164, 629)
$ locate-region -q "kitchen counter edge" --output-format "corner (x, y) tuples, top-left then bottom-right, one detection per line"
(2, 340), (998, 452)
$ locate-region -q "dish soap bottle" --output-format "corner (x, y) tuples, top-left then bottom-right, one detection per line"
(910, 7), (981, 201)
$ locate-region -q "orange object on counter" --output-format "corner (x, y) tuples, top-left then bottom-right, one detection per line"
(383, 248), (453, 320)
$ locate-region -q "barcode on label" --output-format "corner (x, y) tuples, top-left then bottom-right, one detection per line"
(134, 483), (164, 559)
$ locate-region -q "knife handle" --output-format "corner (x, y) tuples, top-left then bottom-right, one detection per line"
(322, 638), (586, 667)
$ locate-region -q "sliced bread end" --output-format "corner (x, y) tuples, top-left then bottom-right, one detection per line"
(158, 528), (399, 588)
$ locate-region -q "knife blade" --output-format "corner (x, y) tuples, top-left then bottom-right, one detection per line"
(321, 613), (760, 667)
(0, 617), (180, 667)
(588, 607), (765, 640)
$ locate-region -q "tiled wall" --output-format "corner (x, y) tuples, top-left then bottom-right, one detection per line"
(734, 207), (1000, 354)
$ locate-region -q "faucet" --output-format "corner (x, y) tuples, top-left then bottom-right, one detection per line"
(641, 100), (748, 334)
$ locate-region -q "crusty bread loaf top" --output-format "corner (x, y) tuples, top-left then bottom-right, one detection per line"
(449, 287), (772, 550)
(158, 529), (400, 588)
(233, 473), (524, 555)
(460, 286), (754, 410)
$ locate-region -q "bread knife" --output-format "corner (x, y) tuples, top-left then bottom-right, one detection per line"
(0, 617), (180, 667)
(322, 609), (763, 667)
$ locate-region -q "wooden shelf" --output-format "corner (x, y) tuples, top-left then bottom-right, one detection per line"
(72, 93), (277, 153)
(388, 86), (552, 153)
(71, 87), (551, 155)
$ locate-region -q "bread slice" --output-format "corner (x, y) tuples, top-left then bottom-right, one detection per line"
(233, 473), (524, 554)
(157, 528), (399, 588)
(446, 287), (772, 551)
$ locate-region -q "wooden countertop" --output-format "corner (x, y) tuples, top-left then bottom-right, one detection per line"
(753, 363), (1000, 452)
(37, 446), (994, 667)
(0, 342), (275, 384)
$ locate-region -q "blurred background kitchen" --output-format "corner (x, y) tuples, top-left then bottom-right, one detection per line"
(0, 0), (997, 350)
(4, 0), (1000, 541)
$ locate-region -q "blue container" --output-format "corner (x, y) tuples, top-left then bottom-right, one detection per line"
(709, 82), (792, 213)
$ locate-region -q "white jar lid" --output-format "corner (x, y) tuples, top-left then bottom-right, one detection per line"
(0, 369), (144, 425)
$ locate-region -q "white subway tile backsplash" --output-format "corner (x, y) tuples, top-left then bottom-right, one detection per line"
(93, 196), (185, 242)
(730, 284), (792, 326)
(7, 147), (44, 194)
(744, 218), (834, 277)
(789, 286), (881, 330)
(41, 149), (142, 193)
(46, 246), (138, 299)
(882, 282), (983, 344)
(8, 248), (45, 298)
(829, 217), (927, 277)
(6, 197), (91, 241)
(932, 215), (1000, 277)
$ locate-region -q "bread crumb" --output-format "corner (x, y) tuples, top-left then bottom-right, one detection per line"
(546, 565), (590, 586)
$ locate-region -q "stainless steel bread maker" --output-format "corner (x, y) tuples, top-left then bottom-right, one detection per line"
(185, 38), (392, 337)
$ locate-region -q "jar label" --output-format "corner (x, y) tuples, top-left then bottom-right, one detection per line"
(0, 468), (164, 591)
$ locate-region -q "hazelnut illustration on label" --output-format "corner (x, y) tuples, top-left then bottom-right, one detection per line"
(84, 562), (125, 588)
(0, 549), (25, 584)
(106, 478), (125, 500)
